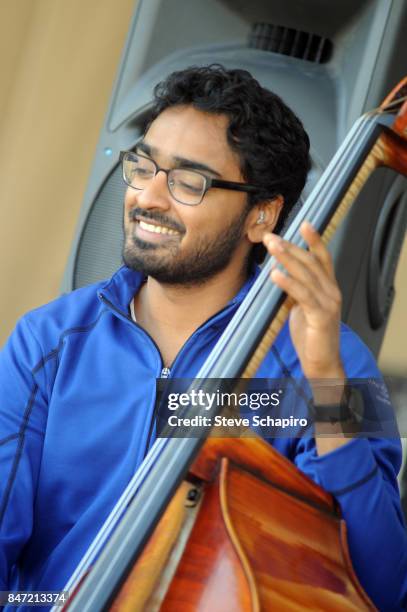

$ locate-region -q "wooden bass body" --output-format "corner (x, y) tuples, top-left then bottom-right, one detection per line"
(113, 438), (375, 611)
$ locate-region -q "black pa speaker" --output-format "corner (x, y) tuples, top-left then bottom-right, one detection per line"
(61, 0), (407, 358)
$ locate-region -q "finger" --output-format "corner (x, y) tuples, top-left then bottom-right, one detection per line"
(270, 268), (323, 311)
(300, 221), (335, 277)
(299, 223), (341, 305)
(265, 231), (342, 309)
(264, 233), (328, 296)
(264, 230), (338, 300)
(271, 267), (341, 319)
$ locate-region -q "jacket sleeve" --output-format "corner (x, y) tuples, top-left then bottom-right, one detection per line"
(0, 316), (48, 589)
(294, 329), (407, 611)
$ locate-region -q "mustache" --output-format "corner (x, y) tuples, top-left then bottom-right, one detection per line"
(129, 207), (185, 234)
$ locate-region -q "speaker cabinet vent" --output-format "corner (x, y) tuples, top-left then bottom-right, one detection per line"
(249, 23), (333, 64)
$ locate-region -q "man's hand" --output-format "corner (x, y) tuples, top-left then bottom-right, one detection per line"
(264, 221), (344, 381)
(264, 222), (351, 455)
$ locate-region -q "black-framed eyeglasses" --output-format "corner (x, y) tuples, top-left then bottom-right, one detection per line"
(120, 150), (260, 206)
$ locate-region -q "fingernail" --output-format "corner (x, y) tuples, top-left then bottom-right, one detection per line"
(303, 221), (315, 231)
(269, 235), (285, 252)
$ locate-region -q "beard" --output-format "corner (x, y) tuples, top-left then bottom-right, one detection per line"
(122, 206), (250, 286)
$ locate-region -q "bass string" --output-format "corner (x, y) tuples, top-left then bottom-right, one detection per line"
(381, 94), (407, 112)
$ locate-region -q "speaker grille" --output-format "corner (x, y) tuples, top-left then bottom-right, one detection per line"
(249, 23), (333, 64)
(73, 164), (125, 289)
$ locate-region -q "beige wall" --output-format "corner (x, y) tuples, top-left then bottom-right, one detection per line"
(379, 241), (407, 375)
(0, 0), (135, 342)
(0, 0), (405, 373)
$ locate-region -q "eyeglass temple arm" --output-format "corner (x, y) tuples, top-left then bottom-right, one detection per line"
(210, 179), (258, 193)
(210, 173), (294, 194)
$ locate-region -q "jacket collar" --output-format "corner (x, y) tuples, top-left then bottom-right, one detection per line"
(98, 264), (261, 319)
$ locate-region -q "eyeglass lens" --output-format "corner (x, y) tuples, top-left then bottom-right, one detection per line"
(122, 153), (206, 205)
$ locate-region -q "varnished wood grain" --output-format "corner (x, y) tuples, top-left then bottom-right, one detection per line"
(190, 437), (336, 512)
(380, 76), (407, 113)
(223, 461), (375, 610)
(161, 473), (254, 611)
(110, 482), (191, 612)
(380, 131), (407, 175)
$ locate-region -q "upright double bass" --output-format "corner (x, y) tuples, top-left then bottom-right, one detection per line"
(60, 79), (407, 611)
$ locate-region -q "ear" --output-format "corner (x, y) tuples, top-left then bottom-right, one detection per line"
(246, 195), (284, 244)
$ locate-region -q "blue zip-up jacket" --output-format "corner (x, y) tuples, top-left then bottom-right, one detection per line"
(0, 265), (406, 610)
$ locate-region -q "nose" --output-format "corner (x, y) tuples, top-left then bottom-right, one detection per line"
(126, 170), (172, 212)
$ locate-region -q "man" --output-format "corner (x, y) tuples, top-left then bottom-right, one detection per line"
(0, 65), (406, 610)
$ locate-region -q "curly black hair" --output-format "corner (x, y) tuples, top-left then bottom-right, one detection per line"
(147, 64), (311, 263)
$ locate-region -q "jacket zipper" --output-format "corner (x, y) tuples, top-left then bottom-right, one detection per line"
(99, 293), (166, 458)
(98, 292), (235, 375)
(143, 366), (172, 456)
(98, 292), (237, 457)
(98, 293), (165, 364)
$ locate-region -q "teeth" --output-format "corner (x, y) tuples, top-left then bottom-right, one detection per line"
(139, 220), (178, 235)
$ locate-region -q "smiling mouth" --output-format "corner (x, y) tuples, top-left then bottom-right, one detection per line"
(137, 219), (180, 236)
